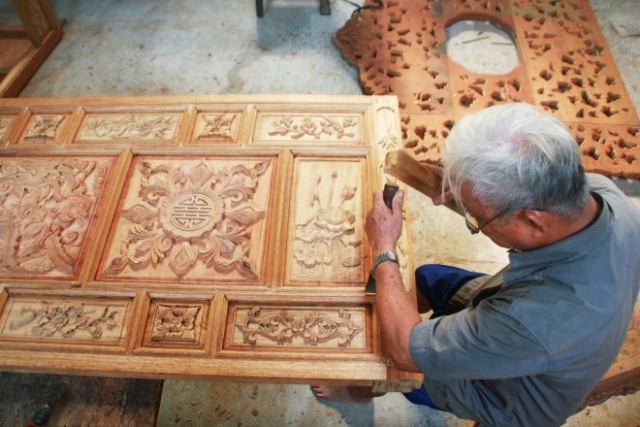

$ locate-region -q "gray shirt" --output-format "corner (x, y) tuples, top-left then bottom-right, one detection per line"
(409, 174), (640, 426)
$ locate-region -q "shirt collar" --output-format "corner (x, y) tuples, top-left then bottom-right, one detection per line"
(505, 192), (611, 282)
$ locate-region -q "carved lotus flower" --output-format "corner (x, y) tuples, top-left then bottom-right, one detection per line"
(105, 159), (270, 280)
(293, 172), (361, 270)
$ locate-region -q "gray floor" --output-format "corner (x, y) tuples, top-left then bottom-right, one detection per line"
(4, 0), (640, 425)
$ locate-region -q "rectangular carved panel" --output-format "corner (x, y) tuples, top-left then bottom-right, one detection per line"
(0, 294), (131, 349)
(286, 157), (366, 286)
(0, 156), (114, 280)
(192, 111), (243, 144)
(21, 114), (66, 145)
(255, 113), (362, 143)
(137, 297), (211, 354)
(226, 303), (370, 352)
(77, 113), (181, 143)
(98, 156), (275, 284)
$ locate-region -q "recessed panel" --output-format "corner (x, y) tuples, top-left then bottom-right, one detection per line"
(192, 111), (242, 143)
(0, 295), (131, 349)
(286, 158), (366, 286)
(20, 114), (66, 145)
(0, 156), (114, 280)
(99, 156), (275, 284)
(255, 112), (362, 143)
(77, 113), (181, 143)
(138, 298), (211, 354)
(227, 303), (370, 351)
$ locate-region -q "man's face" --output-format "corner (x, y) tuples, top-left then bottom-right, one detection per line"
(459, 184), (534, 251)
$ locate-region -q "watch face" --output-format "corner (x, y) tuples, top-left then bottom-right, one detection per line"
(446, 19), (520, 75)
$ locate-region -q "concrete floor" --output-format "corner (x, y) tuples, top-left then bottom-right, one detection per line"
(3, 0), (640, 425)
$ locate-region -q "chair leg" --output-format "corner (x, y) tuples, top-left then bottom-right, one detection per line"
(319, 0), (331, 15)
(256, 0), (264, 17)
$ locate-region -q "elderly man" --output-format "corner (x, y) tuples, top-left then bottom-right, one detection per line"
(312, 103), (640, 426)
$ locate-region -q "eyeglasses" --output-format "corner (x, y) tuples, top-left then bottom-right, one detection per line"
(463, 206), (546, 235)
(463, 206), (512, 235)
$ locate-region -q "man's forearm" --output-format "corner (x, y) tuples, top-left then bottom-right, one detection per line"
(374, 260), (422, 372)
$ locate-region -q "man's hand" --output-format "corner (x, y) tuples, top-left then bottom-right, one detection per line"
(425, 164), (455, 207)
(365, 188), (421, 373)
(365, 189), (404, 254)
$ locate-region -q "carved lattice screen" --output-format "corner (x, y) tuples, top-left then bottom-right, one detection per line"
(0, 95), (419, 388)
(334, 0), (640, 178)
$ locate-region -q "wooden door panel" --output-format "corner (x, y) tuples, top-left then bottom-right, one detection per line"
(0, 95), (420, 388)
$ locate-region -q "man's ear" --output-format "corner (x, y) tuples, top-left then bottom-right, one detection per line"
(521, 210), (547, 238)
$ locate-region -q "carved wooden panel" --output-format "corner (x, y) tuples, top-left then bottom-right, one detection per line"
(0, 291), (133, 352)
(192, 110), (243, 144)
(255, 113), (362, 143)
(0, 95), (418, 389)
(22, 114), (66, 144)
(227, 304), (369, 351)
(136, 295), (212, 355)
(77, 113), (181, 143)
(98, 156), (275, 284)
(334, 0), (640, 178)
(287, 157), (366, 286)
(0, 156), (114, 281)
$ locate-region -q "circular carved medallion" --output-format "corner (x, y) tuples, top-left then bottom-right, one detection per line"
(160, 192), (222, 239)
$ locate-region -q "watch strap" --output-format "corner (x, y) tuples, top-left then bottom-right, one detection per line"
(371, 251), (399, 278)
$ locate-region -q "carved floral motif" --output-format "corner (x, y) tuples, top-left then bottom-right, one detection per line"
(24, 115), (65, 142)
(376, 106), (401, 152)
(236, 307), (361, 347)
(7, 301), (122, 339)
(152, 304), (201, 341)
(79, 114), (178, 141)
(267, 115), (358, 140)
(0, 158), (109, 276)
(293, 171), (362, 279)
(195, 113), (237, 141)
(104, 158), (270, 279)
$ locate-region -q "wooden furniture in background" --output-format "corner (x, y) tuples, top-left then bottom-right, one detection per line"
(0, 0), (63, 97)
(0, 94), (420, 391)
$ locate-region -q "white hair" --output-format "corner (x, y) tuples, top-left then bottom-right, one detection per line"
(443, 103), (589, 220)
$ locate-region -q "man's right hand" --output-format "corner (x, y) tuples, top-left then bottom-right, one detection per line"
(426, 164), (455, 206)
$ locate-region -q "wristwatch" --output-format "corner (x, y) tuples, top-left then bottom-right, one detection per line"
(370, 251), (399, 278)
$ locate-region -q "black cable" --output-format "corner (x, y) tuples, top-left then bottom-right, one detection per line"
(341, 0), (384, 16)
